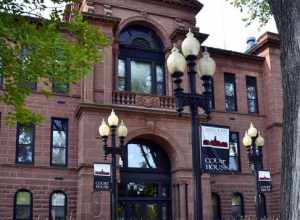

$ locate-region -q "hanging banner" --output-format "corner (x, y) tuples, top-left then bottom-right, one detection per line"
(93, 163), (112, 192)
(258, 170), (272, 193)
(201, 125), (230, 173)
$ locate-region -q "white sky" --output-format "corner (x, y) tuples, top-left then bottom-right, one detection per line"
(196, 0), (278, 52)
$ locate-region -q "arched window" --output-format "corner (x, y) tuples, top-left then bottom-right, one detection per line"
(232, 193), (244, 219)
(50, 191), (67, 220)
(211, 193), (221, 220)
(118, 25), (165, 95)
(14, 189), (32, 220)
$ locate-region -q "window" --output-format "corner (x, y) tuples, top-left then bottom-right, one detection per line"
(118, 25), (165, 96)
(246, 76), (259, 113)
(229, 132), (240, 171)
(232, 193), (244, 219)
(14, 190), (32, 220)
(50, 191), (67, 220)
(51, 118), (68, 166)
(211, 193), (221, 220)
(53, 81), (69, 94)
(224, 73), (237, 112)
(19, 47), (37, 91)
(16, 123), (35, 164)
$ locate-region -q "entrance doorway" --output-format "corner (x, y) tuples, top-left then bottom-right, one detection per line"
(118, 139), (171, 220)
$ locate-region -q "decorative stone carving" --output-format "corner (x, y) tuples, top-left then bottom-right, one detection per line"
(104, 4), (112, 16)
(136, 95), (160, 108)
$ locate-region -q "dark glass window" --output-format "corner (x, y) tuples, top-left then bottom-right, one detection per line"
(224, 73), (237, 112)
(50, 191), (67, 220)
(16, 123), (35, 164)
(232, 193), (244, 219)
(53, 81), (69, 94)
(229, 132), (240, 171)
(246, 76), (259, 113)
(212, 193), (221, 220)
(51, 118), (68, 166)
(14, 190), (32, 220)
(126, 142), (170, 170)
(118, 25), (165, 96)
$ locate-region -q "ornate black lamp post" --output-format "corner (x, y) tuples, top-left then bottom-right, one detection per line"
(167, 30), (216, 220)
(99, 110), (128, 220)
(242, 122), (265, 220)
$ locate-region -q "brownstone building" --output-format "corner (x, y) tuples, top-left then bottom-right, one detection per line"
(0, 0), (282, 219)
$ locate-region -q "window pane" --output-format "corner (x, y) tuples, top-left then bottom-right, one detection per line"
(52, 148), (66, 165)
(225, 97), (236, 112)
(17, 146), (33, 163)
(53, 81), (69, 93)
(127, 143), (157, 168)
(130, 61), (151, 94)
(16, 206), (30, 219)
(225, 83), (235, 96)
(156, 65), (164, 95)
(16, 192), (31, 205)
(229, 132), (240, 171)
(53, 131), (66, 148)
(247, 86), (256, 99)
(145, 204), (159, 220)
(18, 126), (33, 145)
(118, 59), (126, 91)
(248, 99), (257, 113)
(52, 193), (65, 206)
(52, 207), (65, 218)
(127, 182), (158, 197)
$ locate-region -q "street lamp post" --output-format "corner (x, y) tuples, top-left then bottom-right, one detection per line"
(167, 29), (216, 220)
(242, 122), (265, 220)
(99, 110), (128, 220)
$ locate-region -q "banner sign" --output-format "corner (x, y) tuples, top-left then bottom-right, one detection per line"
(201, 125), (230, 173)
(93, 163), (112, 192)
(258, 170), (272, 193)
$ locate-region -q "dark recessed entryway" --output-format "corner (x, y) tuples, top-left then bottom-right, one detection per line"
(118, 139), (171, 220)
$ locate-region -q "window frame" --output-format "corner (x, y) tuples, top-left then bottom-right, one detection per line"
(16, 123), (35, 165)
(117, 26), (166, 96)
(246, 76), (259, 113)
(49, 191), (68, 220)
(14, 189), (33, 220)
(50, 118), (68, 167)
(224, 73), (238, 112)
(228, 131), (241, 172)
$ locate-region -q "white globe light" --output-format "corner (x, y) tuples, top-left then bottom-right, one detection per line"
(99, 119), (110, 137)
(248, 122), (258, 138)
(118, 120), (128, 138)
(167, 45), (186, 75)
(256, 133), (265, 147)
(242, 131), (252, 147)
(108, 109), (119, 127)
(181, 29), (200, 57)
(198, 51), (216, 76)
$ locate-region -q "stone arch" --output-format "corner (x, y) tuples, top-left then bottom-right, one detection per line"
(117, 15), (172, 49)
(125, 127), (188, 171)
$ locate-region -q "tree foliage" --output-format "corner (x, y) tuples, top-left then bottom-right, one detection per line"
(229, 0), (272, 26)
(0, 0), (108, 125)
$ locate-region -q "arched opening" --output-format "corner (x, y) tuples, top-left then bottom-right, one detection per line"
(118, 139), (171, 220)
(232, 193), (244, 220)
(117, 25), (165, 96)
(14, 189), (33, 220)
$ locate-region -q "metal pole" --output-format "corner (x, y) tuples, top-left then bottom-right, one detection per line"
(187, 56), (203, 220)
(253, 141), (262, 220)
(111, 126), (117, 220)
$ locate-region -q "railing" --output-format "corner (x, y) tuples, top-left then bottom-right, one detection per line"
(112, 91), (175, 110)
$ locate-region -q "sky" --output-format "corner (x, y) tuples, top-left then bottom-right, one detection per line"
(196, 0), (278, 52)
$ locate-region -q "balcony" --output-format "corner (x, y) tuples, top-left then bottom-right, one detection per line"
(112, 91), (175, 110)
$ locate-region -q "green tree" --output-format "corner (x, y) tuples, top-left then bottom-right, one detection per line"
(230, 0), (300, 219)
(0, 0), (108, 125)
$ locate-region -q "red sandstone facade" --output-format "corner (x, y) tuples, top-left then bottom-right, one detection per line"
(0, 0), (282, 219)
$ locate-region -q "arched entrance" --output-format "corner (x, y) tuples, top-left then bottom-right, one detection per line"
(118, 139), (171, 220)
